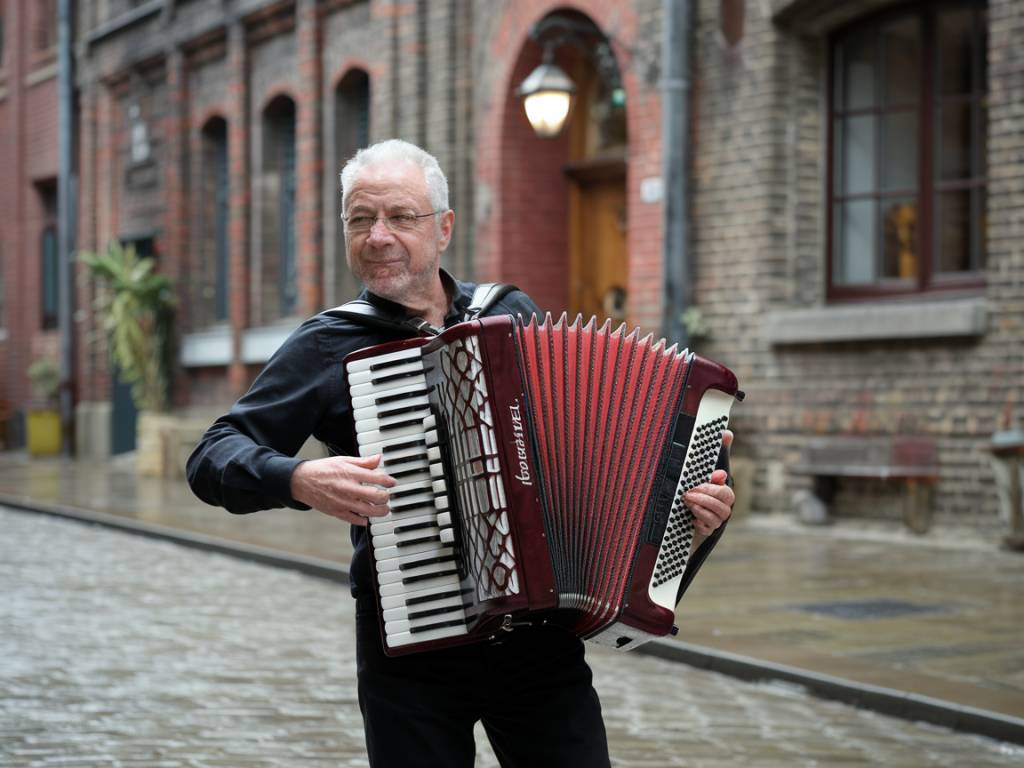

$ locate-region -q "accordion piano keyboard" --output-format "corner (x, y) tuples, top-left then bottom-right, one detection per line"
(347, 346), (473, 649)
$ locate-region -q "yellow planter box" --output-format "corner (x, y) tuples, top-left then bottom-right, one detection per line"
(27, 408), (62, 456)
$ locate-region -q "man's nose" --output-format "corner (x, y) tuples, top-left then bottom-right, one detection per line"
(366, 219), (395, 245)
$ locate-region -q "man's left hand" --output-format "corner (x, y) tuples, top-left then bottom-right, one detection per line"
(684, 429), (735, 539)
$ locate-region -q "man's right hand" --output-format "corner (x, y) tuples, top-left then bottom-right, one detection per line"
(290, 454), (396, 526)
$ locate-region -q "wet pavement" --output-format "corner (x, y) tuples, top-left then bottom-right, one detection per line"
(0, 451), (1022, 733)
(4, 506), (1024, 767)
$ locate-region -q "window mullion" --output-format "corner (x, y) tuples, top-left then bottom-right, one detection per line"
(920, 8), (934, 292)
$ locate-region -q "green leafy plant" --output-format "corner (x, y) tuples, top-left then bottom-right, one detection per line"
(27, 357), (60, 406)
(680, 306), (710, 344)
(81, 241), (176, 412)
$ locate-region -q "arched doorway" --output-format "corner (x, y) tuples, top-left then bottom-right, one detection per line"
(500, 11), (628, 322)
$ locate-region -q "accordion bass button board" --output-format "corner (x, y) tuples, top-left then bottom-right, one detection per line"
(344, 313), (743, 656)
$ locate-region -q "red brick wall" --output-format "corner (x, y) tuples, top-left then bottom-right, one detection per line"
(474, 0), (662, 328)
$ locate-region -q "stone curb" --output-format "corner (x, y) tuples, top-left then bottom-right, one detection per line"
(4, 494), (1023, 747)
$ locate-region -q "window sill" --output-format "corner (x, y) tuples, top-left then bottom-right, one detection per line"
(241, 321), (300, 364)
(181, 326), (232, 367)
(764, 298), (987, 345)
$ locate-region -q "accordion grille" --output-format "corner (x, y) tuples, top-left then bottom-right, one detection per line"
(434, 334), (520, 603)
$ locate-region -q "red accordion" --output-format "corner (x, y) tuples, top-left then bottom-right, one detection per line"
(344, 314), (742, 656)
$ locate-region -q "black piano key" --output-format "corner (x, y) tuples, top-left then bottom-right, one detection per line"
(408, 617), (469, 634)
(381, 438), (427, 455)
(398, 555), (456, 572)
(406, 588), (469, 606)
(396, 534), (442, 549)
(375, 388), (429, 406)
(389, 485), (434, 500)
(381, 416), (429, 433)
(393, 521), (439, 535)
(408, 602), (473, 621)
(379, 403), (429, 419)
(389, 500), (439, 515)
(373, 370), (422, 386)
(402, 567), (459, 585)
(370, 356), (422, 373)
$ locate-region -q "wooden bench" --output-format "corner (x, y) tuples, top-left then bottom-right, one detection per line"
(792, 435), (939, 532)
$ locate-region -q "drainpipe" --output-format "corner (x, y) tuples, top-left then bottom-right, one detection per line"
(662, 0), (693, 347)
(57, 0), (77, 454)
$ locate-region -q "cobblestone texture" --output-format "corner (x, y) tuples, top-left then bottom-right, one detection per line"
(2, 506), (1022, 767)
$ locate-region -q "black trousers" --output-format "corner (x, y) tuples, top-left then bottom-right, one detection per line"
(355, 605), (611, 768)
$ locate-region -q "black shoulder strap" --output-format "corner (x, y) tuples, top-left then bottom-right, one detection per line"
(323, 299), (441, 337)
(464, 282), (519, 321)
(325, 282), (519, 334)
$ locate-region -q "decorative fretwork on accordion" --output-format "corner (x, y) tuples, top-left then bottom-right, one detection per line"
(344, 314), (743, 656)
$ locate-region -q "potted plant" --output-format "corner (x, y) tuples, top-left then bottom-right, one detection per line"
(81, 241), (177, 474)
(26, 357), (61, 456)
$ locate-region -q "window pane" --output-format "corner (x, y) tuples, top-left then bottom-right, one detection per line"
(936, 190), (970, 273)
(881, 198), (917, 279)
(976, 103), (988, 178)
(881, 111), (917, 192)
(838, 115), (876, 195)
(882, 17), (919, 105)
(835, 200), (877, 285)
(975, 188), (987, 269)
(938, 102), (970, 180)
(838, 30), (876, 110)
(937, 9), (973, 96)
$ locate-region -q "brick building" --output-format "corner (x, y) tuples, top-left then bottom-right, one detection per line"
(2, 0), (1020, 532)
(0, 0), (63, 443)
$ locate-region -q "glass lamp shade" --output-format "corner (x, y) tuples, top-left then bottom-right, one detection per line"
(517, 61), (576, 138)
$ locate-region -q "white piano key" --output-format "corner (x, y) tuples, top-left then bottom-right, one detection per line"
(382, 593), (467, 623)
(386, 607), (468, 635)
(375, 546), (456, 574)
(346, 346), (423, 374)
(385, 623), (469, 648)
(357, 420), (432, 448)
(347, 358), (425, 387)
(437, 511), (452, 527)
(379, 580), (464, 609)
(364, 442), (429, 462)
(439, 529), (456, 545)
(373, 539), (443, 561)
(355, 404), (431, 433)
(350, 373), (426, 401)
(351, 381), (429, 412)
(377, 558), (458, 586)
(372, 526), (441, 550)
(370, 512), (440, 536)
(357, 427), (436, 456)
(379, 571), (460, 598)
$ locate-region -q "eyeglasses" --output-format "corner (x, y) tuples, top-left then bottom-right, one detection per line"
(342, 210), (442, 234)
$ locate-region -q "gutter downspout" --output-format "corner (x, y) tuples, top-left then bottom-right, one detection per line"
(58, 0), (77, 454)
(662, 0), (693, 347)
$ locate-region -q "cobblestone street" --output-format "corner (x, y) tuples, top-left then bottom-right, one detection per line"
(2, 506), (1022, 767)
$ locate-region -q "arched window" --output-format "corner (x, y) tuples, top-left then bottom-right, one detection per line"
(191, 117), (229, 330)
(334, 69), (370, 303)
(38, 182), (58, 330)
(259, 95), (297, 323)
(828, 1), (987, 298)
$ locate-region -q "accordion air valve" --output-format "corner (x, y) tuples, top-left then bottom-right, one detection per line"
(345, 313), (743, 656)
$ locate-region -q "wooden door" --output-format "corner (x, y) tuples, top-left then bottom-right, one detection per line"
(568, 162), (628, 323)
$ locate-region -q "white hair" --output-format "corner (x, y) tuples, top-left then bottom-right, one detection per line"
(339, 139), (449, 214)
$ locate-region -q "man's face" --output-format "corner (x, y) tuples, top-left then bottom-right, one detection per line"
(343, 161), (453, 303)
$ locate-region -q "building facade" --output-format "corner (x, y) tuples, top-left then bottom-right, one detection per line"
(1, 0), (1020, 532)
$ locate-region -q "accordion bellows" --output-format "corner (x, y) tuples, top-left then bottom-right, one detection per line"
(345, 313), (742, 656)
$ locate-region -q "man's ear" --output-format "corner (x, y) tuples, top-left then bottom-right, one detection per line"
(438, 209), (455, 251)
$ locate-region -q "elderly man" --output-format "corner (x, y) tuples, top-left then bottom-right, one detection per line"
(187, 139), (735, 767)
